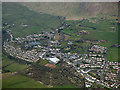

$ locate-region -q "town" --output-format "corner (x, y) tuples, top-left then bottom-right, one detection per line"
(3, 30), (120, 88)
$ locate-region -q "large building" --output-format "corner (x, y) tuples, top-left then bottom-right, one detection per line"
(48, 57), (60, 64)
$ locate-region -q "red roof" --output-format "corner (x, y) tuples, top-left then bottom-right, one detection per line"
(45, 63), (56, 68)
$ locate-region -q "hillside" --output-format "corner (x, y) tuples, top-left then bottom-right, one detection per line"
(2, 2), (63, 37)
(20, 2), (118, 20)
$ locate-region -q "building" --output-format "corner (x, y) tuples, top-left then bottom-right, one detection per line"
(48, 57), (60, 64)
(86, 84), (91, 88)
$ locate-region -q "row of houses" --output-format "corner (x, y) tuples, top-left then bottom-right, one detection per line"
(89, 45), (107, 53)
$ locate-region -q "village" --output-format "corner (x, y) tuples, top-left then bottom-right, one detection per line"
(3, 29), (119, 88)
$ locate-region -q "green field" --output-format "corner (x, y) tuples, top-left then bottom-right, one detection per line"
(2, 75), (47, 88)
(4, 62), (28, 72)
(2, 54), (29, 72)
(107, 47), (119, 62)
(2, 55), (14, 67)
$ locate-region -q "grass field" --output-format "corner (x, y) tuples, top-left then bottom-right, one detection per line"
(4, 62), (28, 72)
(2, 54), (29, 72)
(107, 47), (119, 62)
(2, 55), (14, 67)
(2, 74), (47, 88)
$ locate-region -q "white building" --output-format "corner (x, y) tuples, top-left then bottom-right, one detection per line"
(86, 84), (91, 88)
(49, 57), (60, 64)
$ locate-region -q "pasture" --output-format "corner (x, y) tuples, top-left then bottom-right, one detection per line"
(2, 75), (47, 88)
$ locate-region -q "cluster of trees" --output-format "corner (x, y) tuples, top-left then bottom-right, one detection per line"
(22, 63), (84, 87)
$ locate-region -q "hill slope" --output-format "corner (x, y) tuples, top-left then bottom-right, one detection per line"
(20, 2), (118, 20)
(2, 2), (63, 37)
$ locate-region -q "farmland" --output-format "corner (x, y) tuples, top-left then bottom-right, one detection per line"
(62, 18), (118, 46)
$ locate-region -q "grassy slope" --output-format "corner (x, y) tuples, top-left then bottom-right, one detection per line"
(2, 2), (63, 38)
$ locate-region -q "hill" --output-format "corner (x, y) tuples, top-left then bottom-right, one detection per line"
(20, 2), (118, 20)
(2, 2), (63, 37)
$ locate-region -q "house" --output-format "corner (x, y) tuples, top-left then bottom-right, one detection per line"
(86, 84), (91, 88)
(68, 41), (73, 45)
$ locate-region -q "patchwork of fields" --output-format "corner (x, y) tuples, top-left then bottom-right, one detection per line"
(61, 18), (118, 61)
